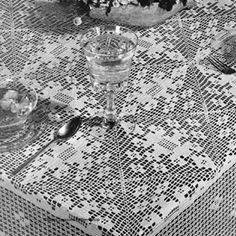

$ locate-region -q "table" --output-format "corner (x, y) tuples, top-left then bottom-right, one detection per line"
(0, 0), (236, 235)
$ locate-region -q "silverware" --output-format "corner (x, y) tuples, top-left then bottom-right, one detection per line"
(206, 56), (236, 75)
(11, 116), (82, 176)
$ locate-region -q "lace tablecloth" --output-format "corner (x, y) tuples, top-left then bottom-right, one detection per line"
(0, 0), (236, 236)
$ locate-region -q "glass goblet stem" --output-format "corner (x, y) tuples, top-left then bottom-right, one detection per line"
(104, 90), (117, 126)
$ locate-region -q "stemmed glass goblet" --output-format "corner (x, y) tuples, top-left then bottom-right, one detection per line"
(80, 25), (138, 138)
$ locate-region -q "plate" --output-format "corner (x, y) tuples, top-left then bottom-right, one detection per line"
(0, 107), (48, 153)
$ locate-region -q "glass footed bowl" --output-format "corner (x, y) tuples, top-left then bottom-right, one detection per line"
(0, 77), (38, 135)
(211, 28), (236, 65)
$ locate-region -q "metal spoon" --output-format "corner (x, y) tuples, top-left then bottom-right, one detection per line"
(11, 116), (82, 176)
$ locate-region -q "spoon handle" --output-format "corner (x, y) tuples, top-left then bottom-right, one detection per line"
(11, 139), (55, 176)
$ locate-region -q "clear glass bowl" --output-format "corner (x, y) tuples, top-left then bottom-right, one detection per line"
(211, 28), (236, 65)
(0, 77), (39, 152)
(0, 77), (38, 130)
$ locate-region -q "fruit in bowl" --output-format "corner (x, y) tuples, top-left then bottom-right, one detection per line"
(66, 0), (196, 26)
(35, 0), (196, 27)
(0, 78), (38, 130)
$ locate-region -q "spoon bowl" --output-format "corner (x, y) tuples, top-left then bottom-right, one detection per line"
(56, 116), (82, 139)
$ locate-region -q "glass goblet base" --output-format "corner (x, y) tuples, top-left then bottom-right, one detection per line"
(86, 112), (136, 140)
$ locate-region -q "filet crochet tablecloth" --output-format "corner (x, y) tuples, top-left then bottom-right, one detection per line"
(0, 0), (236, 236)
